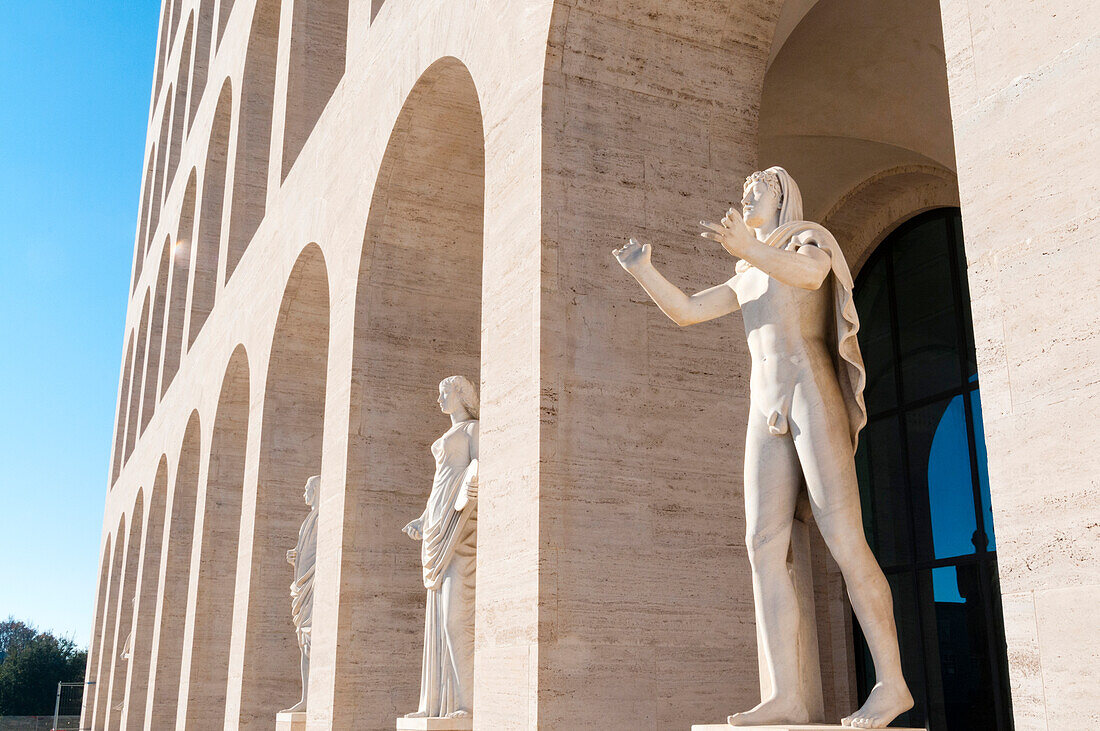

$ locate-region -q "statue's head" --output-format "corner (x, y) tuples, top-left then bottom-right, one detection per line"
(742, 166), (803, 228)
(438, 375), (479, 420)
(303, 474), (320, 508)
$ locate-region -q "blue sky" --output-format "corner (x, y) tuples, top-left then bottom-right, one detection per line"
(0, 2), (159, 647)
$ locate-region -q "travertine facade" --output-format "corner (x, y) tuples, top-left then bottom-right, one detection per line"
(82, 0), (1098, 729)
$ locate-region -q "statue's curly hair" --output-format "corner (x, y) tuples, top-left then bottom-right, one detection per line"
(743, 169), (783, 203)
(441, 375), (479, 419)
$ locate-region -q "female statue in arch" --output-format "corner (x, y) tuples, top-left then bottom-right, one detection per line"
(402, 375), (480, 723)
(613, 167), (913, 729)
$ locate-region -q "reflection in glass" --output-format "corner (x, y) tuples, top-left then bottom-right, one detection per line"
(926, 566), (997, 731)
(911, 397), (978, 560)
(852, 209), (1011, 730)
(892, 218), (961, 403)
(864, 416), (911, 566)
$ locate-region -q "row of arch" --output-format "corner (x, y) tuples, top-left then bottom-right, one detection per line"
(89, 55), (486, 728)
(114, 0), (351, 484)
(86, 346), (248, 730)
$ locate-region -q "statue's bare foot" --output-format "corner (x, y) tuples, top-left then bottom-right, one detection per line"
(841, 681), (914, 728)
(445, 710), (471, 718)
(727, 696), (809, 726)
(403, 711), (430, 718)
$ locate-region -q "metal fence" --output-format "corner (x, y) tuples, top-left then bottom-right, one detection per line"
(52, 681), (83, 730)
(0, 716), (78, 731)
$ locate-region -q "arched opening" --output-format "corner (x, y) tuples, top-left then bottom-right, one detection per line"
(92, 517), (126, 730)
(140, 239), (172, 434)
(111, 335), (134, 484)
(153, 4), (171, 98)
(852, 208), (1010, 729)
(80, 536), (112, 730)
(181, 346), (248, 726)
(162, 171), (197, 395)
(166, 17), (194, 190)
(168, 0), (183, 49)
(190, 80), (232, 348)
(217, 0), (236, 49)
(105, 492), (144, 731)
(147, 413), (201, 728)
(225, 0), (280, 282)
(336, 57), (484, 726)
(189, 5), (213, 130)
(280, 0), (348, 180)
(124, 292), (150, 462)
(122, 459), (168, 730)
(133, 151), (156, 293)
(149, 106), (172, 254)
(759, 0), (956, 220)
(238, 243), (328, 726)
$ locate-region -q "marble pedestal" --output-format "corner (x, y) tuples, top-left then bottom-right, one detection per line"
(396, 717), (473, 731)
(690, 721), (924, 725)
(275, 711), (307, 731)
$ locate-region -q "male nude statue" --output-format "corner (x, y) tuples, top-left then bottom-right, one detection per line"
(613, 167), (913, 729)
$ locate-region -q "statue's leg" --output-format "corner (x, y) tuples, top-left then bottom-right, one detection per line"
(300, 635), (310, 708)
(440, 555), (475, 715)
(789, 397), (913, 728)
(280, 634), (310, 713)
(729, 411), (810, 726)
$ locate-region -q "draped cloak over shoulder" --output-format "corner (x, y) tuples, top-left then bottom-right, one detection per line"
(291, 505), (318, 648)
(736, 219), (868, 452)
(420, 419), (478, 590)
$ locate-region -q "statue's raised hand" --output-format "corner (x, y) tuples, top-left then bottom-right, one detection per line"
(613, 238), (652, 273)
(701, 208), (754, 258)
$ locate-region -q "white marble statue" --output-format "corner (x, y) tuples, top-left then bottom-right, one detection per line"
(282, 474), (320, 714)
(402, 376), (480, 722)
(613, 167), (914, 729)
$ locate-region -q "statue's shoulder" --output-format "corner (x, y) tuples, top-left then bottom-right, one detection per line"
(449, 419), (478, 440)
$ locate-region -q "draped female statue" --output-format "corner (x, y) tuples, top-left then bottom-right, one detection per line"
(613, 168), (913, 729)
(402, 375), (479, 723)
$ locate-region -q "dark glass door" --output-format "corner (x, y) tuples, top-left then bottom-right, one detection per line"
(851, 209), (1013, 730)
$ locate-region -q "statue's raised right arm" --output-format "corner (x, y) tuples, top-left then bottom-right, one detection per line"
(612, 238), (740, 326)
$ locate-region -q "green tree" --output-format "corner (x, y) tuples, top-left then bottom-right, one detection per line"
(0, 620), (37, 663)
(0, 619), (87, 715)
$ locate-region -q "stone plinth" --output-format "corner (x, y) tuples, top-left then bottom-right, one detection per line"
(275, 711), (307, 731)
(396, 717), (473, 731)
(692, 726), (922, 731)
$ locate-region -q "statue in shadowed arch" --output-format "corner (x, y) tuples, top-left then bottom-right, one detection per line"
(402, 375), (479, 725)
(613, 167), (914, 729)
(282, 474), (319, 714)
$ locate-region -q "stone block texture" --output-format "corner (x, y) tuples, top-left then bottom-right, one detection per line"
(81, 0), (1097, 729)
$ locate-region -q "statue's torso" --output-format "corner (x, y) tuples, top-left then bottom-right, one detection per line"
(426, 421), (475, 525)
(731, 264), (842, 419)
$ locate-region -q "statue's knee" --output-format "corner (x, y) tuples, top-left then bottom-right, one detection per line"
(745, 529), (787, 568)
(823, 531), (875, 575)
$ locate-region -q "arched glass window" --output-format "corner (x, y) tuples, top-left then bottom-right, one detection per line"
(852, 208), (1012, 730)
